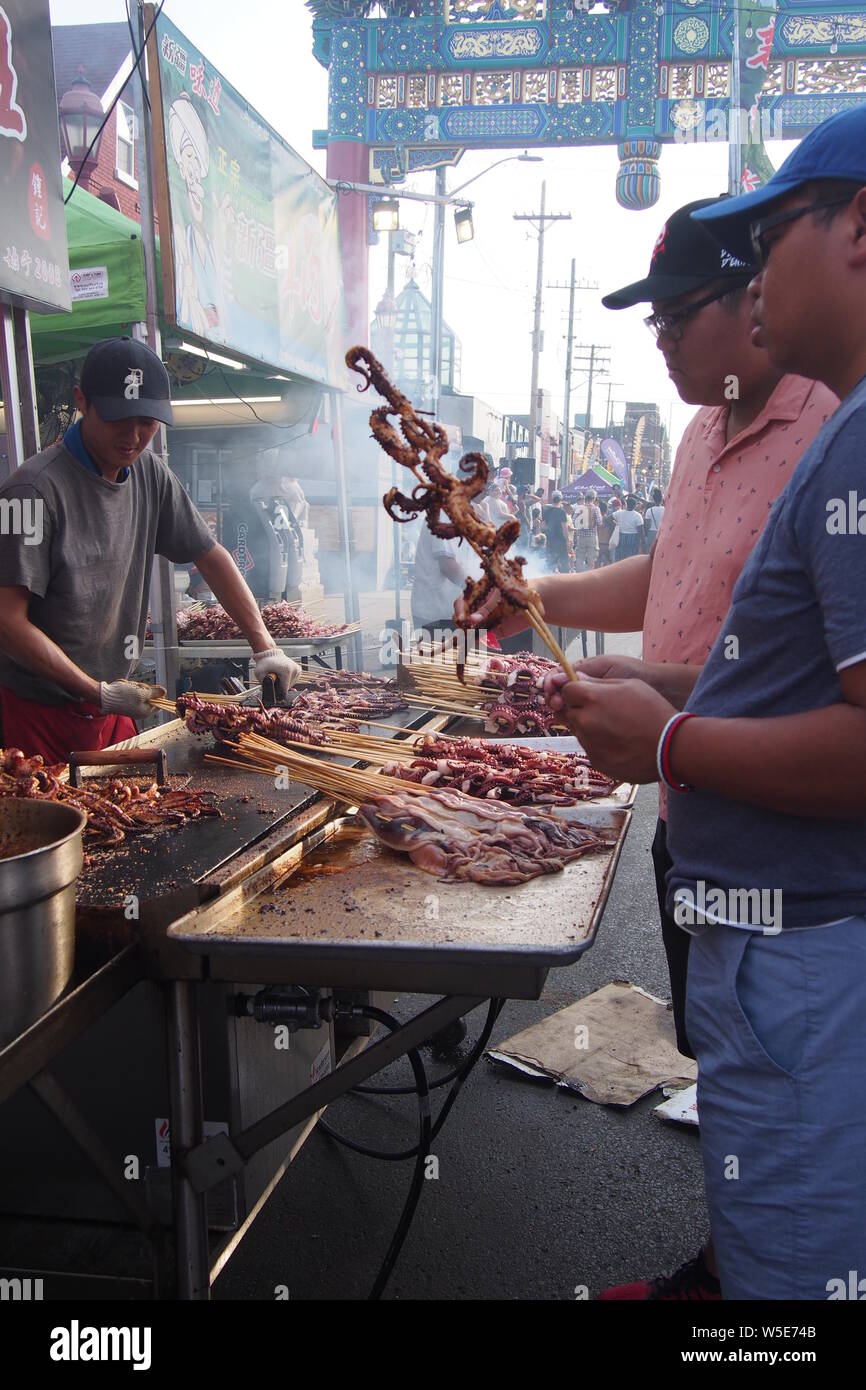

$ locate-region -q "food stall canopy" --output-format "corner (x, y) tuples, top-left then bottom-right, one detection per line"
(149, 12), (347, 391)
(28, 186), (151, 362)
(561, 464), (620, 499)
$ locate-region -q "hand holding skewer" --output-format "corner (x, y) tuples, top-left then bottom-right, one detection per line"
(346, 346), (576, 683)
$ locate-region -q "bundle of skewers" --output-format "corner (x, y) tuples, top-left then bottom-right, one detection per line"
(395, 649), (566, 734)
(206, 733), (610, 886)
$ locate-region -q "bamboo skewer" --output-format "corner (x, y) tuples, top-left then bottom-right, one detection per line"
(526, 606), (577, 682)
(205, 735), (433, 801)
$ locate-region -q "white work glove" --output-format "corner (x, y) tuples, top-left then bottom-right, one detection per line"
(98, 679), (166, 720)
(253, 647), (302, 698)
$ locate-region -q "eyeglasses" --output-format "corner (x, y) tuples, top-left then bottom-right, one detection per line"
(643, 282), (749, 341)
(749, 195), (854, 267)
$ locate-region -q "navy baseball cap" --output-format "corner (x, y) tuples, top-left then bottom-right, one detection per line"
(80, 336), (174, 426)
(693, 105), (866, 263)
(602, 196), (755, 309)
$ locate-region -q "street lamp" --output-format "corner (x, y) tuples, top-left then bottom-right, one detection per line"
(373, 290), (398, 336)
(59, 69), (105, 170)
(448, 150), (543, 196)
(454, 206), (474, 244)
(372, 197), (400, 233)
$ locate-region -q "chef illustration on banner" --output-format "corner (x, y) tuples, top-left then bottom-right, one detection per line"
(168, 92), (233, 342)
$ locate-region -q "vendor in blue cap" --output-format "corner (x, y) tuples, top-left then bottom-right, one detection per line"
(0, 336), (301, 761)
(543, 105), (866, 1300)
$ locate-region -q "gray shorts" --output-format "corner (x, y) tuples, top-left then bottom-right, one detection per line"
(686, 916), (866, 1299)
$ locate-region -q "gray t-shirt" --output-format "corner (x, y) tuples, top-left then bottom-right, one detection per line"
(666, 373), (866, 930)
(0, 441), (215, 705)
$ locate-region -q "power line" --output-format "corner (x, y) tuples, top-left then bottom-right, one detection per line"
(65, 0), (166, 205)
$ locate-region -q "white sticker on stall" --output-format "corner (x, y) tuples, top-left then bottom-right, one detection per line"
(70, 266), (109, 301)
(155, 1117), (229, 1169)
(311, 1042), (332, 1086)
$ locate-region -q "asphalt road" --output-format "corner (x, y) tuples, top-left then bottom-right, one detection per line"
(214, 630), (708, 1301)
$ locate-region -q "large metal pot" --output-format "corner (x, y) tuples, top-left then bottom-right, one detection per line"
(0, 799), (86, 1047)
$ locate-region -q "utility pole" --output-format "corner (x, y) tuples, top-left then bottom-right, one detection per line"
(514, 182), (570, 484)
(429, 167), (447, 415)
(547, 266), (598, 486)
(562, 263), (576, 487)
(138, 1), (179, 708)
(572, 342), (611, 438)
(729, 0), (742, 195)
(605, 379), (623, 430)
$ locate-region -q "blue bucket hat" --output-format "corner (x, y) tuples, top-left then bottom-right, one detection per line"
(692, 105), (866, 264)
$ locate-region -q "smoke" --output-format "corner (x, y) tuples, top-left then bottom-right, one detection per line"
(519, 550), (552, 583)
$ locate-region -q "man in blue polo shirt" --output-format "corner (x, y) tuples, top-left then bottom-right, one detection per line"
(545, 106), (866, 1299)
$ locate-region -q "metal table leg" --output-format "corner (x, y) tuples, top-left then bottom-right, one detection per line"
(182, 995), (485, 1195)
(166, 981), (209, 1300)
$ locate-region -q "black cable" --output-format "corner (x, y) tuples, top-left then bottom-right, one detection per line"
(353, 1058), (465, 1096)
(318, 1000), (504, 1297)
(319, 998), (503, 1161)
(65, 0), (166, 206)
(316, 1006), (430, 1301)
(318, 1007), (424, 1162)
(211, 362), (318, 437)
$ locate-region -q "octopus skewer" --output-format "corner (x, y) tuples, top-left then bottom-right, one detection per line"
(345, 346), (576, 682)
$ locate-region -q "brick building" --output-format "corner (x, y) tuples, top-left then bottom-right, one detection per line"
(53, 22), (146, 224)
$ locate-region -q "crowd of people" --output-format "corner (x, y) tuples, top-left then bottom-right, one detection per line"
(478, 475), (666, 575)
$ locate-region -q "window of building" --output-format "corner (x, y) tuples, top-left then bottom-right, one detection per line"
(116, 101), (136, 186)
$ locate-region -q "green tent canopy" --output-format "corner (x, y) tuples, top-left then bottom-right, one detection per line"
(29, 185), (159, 363)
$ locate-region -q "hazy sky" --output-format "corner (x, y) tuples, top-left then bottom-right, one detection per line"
(49, 1), (801, 455)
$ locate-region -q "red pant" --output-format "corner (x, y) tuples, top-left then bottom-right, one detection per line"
(0, 687), (137, 764)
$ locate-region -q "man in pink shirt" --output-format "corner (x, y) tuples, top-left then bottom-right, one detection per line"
(460, 195), (837, 1297)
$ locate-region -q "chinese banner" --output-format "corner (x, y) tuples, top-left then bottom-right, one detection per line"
(735, 1), (779, 194)
(0, 0), (71, 313)
(152, 13), (345, 388)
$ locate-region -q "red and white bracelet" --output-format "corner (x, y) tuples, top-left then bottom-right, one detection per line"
(656, 712), (695, 793)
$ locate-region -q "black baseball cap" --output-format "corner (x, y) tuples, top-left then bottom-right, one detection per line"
(80, 336), (174, 426)
(693, 106), (866, 263)
(602, 196), (757, 309)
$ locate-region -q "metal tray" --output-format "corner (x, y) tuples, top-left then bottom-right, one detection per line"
(143, 628), (356, 656)
(178, 626), (358, 649)
(167, 803), (631, 994)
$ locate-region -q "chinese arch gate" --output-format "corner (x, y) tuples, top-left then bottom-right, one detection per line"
(308, 0), (866, 341)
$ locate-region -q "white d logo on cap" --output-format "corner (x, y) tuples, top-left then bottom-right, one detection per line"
(124, 367), (144, 400)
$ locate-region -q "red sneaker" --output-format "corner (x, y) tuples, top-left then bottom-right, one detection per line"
(598, 1250), (722, 1301)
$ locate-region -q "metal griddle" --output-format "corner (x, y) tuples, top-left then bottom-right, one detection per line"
(74, 705), (425, 909)
(167, 802), (631, 998)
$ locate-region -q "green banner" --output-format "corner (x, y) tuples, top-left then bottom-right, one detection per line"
(735, 1), (779, 194)
(155, 14), (345, 387)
